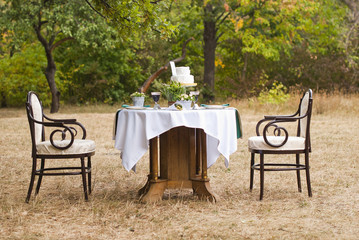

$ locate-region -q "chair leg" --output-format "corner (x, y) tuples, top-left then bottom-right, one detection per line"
(87, 156), (92, 195)
(296, 154), (302, 192)
(80, 158), (88, 201)
(26, 158), (37, 203)
(35, 158), (45, 195)
(305, 152), (312, 197)
(260, 153), (264, 201)
(250, 153), (255, 191)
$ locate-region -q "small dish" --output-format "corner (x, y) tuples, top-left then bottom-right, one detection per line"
(126, 106), (148, 110)
(204, 105), (226, 109)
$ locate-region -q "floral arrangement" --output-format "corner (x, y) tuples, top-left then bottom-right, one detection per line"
(178, 93), (194, 101)
(130, 92), (146, 98)
(160, 81), (186, 101)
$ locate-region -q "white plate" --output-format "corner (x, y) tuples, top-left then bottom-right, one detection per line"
(126, 106), (149, 110)
(204, 105), (226, 109)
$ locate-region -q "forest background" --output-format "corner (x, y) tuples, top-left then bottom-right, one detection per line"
(0, 0), (358, 113)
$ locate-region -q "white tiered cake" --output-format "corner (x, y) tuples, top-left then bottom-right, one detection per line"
(170, 61), (195, 85)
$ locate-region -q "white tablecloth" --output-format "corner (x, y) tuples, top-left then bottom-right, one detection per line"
(114, 108), (238, 172)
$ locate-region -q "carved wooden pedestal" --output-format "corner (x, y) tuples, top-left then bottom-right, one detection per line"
(139, 127), (219, 203)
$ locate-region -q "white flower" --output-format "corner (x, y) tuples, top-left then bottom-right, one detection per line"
(180, 94), (189, 101)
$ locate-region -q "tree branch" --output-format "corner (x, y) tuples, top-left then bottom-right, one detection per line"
(100, 0), (112, 9)
(216, 11), (226, 22)
(140, 37), (195, 93)
(216, 32), (224, 42)
(168, 37), (195, 64)
(85, 0), (106, 18)
(33, 12), (49, 51)
(49, 33), (57, 46)
(216, 12), (231, 27)
(50, 37), (75, 52)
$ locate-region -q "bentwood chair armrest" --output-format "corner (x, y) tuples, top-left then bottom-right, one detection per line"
(273, 110), (310, 121)
(48, 121), (87, 140)
(29, 117), (76, 149)
(260, 116), (305, 147)
(68, 121), (87, 139)
(264, 110), (299, 120)
(271, 116), (300, 121)
(258, 101), (311, 147)
(29, 115), (65, 127)
(256, 118), (272, 136)
(44, 113), (77, 123)
(255, 117), (298, 137)
(29, 114), (86, 141)
(43, 114), (87, 139)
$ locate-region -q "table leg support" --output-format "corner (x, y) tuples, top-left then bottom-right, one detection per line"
(139, 136), (168, 203)
(201, 129), (208, 180)
(138, 174), (151, 196)
(195, 129), (201, 175)
(192, 129), (219, 202)
(192, 179), (219, 202)
(140, 180), (167, 203)
(140, 129), (219, 202)
(150, 137), (159, 181)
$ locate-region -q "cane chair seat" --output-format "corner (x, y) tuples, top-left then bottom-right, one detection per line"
(248, 136), (305, 151)
(36, 139), (96, 155)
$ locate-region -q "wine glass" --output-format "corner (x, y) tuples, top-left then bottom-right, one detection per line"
(190, 91), (200, 109)
(151, 92), (161, 109)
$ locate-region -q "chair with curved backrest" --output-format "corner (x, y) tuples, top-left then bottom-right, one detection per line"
(248, 89), (313, 200)
(25, 91), (95, 202)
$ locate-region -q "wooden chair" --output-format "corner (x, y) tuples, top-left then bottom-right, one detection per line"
(248, 89), (313, 200)
(25, 91), (95, 202)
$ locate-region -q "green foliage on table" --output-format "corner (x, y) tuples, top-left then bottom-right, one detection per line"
(178, 94), (195, 102)
(130, 92), (146, 98)
(156, 81), (186, 102)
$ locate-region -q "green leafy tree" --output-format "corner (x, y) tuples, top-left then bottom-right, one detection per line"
(0, 0), (121, 112)
(168, 0), (345, 98)
(1, 0), (172, 112)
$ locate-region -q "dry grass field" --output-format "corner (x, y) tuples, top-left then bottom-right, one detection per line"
(1, 92), (358, 239)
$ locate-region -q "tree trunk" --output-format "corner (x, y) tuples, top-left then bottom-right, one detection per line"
(203, 3), (217, 98)
(34, 17), (61, 113)
(0, 91), (7, 107)
(241, 52), (249, 93)
(44, 49), (60, 113)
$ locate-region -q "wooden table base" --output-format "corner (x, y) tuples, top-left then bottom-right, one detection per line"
(139, 127), (219, 203)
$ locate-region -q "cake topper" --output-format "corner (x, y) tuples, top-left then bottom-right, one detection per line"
(170, 61), (177, 76)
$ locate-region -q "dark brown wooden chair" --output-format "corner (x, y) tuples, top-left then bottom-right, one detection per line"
(25, 91), (95, 202)
(248, 89), (313, 200)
